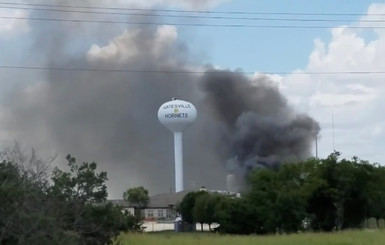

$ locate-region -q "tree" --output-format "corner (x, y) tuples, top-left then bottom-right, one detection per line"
(47, 154), (137, 245)
(193, 192), (210, 231)
(123, 186), (149, 208)
(178, 191), (199, 224)
(0, 150), (140, 245)
(214, 197), (260, 234)
(0, 145), (70, 245)
(246, 157), (332, 233)
(175, 153), (385, 235)
(204, 194), (224, 230)
(0, 159), (73, 244)
(304, 153), (374, 231)
(365, 165), (385, 227)
(178, 190), (208, 226)
(49, 154), (108, 203)
(246, 168), (280, 233)
(274, 161), (322, 233)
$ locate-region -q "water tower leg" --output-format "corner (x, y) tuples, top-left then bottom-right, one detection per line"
(173, 132), (183, 192)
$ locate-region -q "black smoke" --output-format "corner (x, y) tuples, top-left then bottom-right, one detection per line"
(1, 1), (319, 197)
(200, 71), (320, 184)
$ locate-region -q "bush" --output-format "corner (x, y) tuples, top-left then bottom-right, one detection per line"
(0, 153), (141, 245)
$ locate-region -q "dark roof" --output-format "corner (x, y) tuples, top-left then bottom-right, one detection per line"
(146, 190), (191, 208)
(108, 199), (132, 207)
(108, 189), (192, 208)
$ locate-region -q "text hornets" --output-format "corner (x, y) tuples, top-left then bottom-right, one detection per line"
(163, 103), (191, 118)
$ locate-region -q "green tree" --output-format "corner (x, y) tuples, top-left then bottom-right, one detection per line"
(178, 190), (208, 225)
(246, 168), (279, 233)
(123, 186), (149, 208)
(177, 153), (385, 235)
(0, 159), (73, 245)
(0, 150), (140, 245)
(214, 197), (260, 234)
(47, 154), (135, 245)
(204, 194), (224, 230)
(360, 163), (385, 228)
(178, 191), (199, 224)
(246, 157), (326, 233)
(49, 154), (108, 203)
(193, 191), (210, 231)
(301, 153), (378, 231)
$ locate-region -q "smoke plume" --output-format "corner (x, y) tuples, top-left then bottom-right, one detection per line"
(1, 1), (319, 197)
(201, 71), (320, 163)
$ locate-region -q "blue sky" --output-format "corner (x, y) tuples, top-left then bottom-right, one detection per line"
(173, 0), (385, 163)
(188, 0), (378, 72)
(1, 0), (385, 196)
(0, 0), (379, 72)
(0, 0), (384, 156)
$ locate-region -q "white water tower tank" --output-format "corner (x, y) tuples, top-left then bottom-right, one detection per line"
(158, 98), (197, 192)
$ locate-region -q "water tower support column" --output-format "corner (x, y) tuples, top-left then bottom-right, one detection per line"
(158, 99), (197, 193)
(174, 131), (183, 192)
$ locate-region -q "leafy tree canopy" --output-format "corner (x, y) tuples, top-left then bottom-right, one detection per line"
(123, 186), (149, 208)
(0, 147), (140, 245)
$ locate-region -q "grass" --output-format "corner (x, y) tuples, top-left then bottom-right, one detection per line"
(116, 230), (385, 245)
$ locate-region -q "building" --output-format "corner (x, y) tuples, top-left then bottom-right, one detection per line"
(109, 188), (240, 221)
(109, 190), (191, 221)
(141, 190), (190, 221)
(109, 199), (136, 216)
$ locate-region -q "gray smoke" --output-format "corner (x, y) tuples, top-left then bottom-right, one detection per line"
(200, 71), (320, 187)
(1, 1), (319, 197)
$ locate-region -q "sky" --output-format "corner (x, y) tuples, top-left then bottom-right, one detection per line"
(1, 0), (385, 197)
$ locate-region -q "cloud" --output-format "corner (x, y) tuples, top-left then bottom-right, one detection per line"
(0, 0), (228, 39)
(279, 3), (385, 162)
(0, 9), (29, 38)
(110, 0), (229, 10)
(0, 0), (233, 197)
(58, 0), (229, 10)
(160, 0), (230, 10)
(87, 25), (178, 66)
(0, 15), (318, 198)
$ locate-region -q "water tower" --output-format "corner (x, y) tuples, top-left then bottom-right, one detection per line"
(158, 98), (197, 192)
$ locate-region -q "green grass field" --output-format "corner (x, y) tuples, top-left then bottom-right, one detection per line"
(117, 230), (385, 245)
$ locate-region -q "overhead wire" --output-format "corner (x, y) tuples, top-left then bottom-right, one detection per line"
(1, 2), (384, 76)
(1, 65), (385, 76)
(0, 5), (384, 23)
(0, 16), (383, 29)
(1, 2), (384, 28)
(0, 1), (382, 16)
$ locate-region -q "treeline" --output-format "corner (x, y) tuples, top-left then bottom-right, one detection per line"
(0, 149), (140, 245)
(179, 152), (385, 234)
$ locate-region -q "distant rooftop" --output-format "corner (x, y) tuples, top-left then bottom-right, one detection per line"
(108, 189), (192, 208)
(108, 188), (240, 208)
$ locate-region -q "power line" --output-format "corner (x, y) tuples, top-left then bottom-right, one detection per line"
(1, 16), (383, 29)
(1, 65), (385, 75)
(0, 1), (380, 17)
(1, 5), (384, 23)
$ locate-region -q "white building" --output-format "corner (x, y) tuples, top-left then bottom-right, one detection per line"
(109, 190), (190, 221)
(109, 188), (240, 221)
